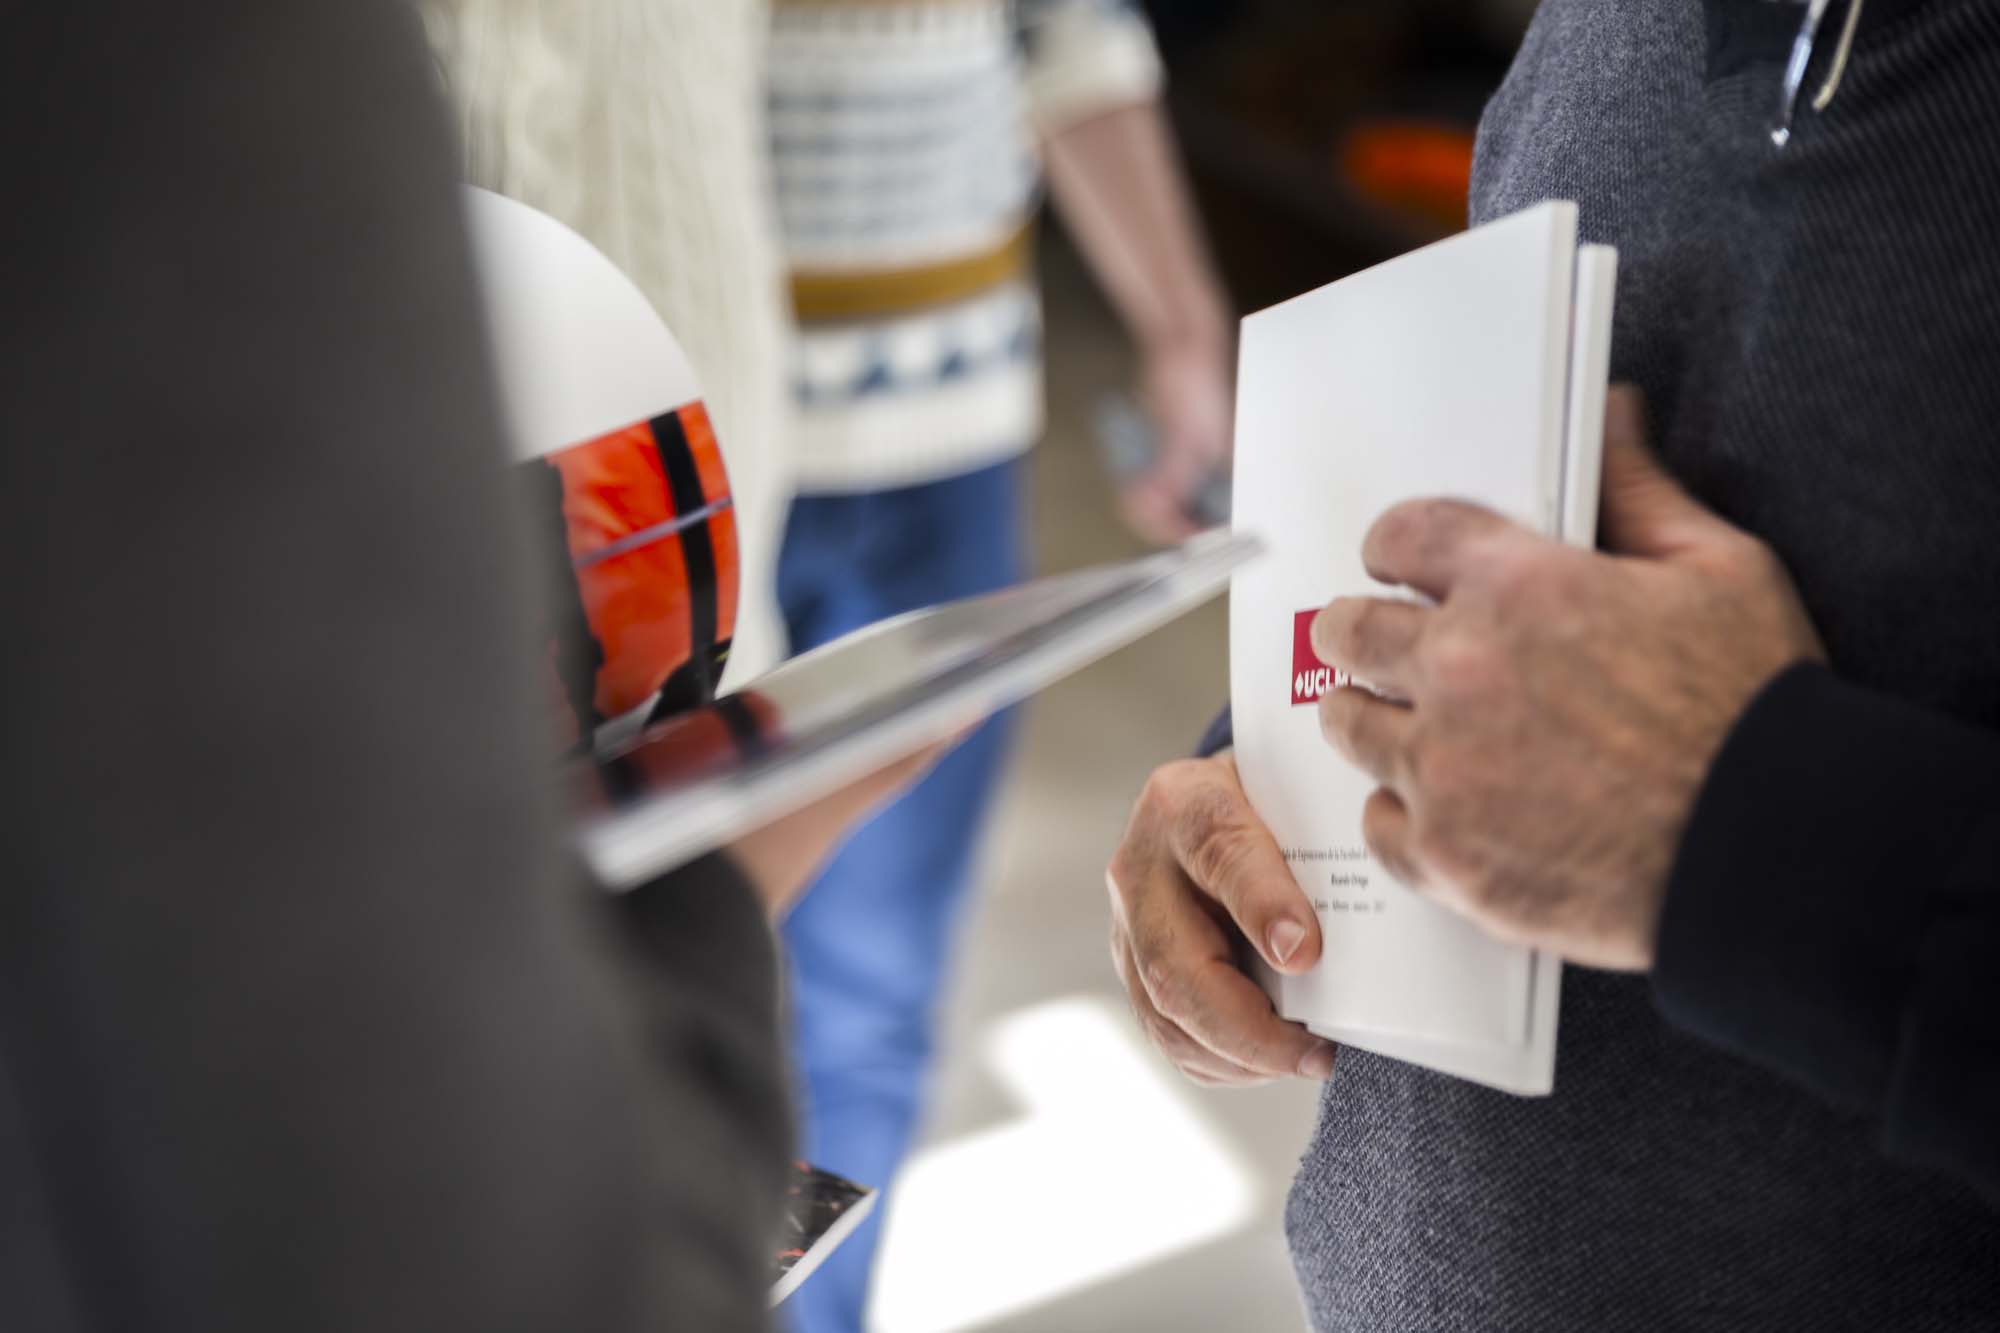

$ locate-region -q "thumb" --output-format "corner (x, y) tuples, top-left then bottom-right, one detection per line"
(1169, 756), (1322, 975)
(1598, 385), (1734, 559)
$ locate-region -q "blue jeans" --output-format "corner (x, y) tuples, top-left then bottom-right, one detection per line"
(776, 460), (1024, 1332)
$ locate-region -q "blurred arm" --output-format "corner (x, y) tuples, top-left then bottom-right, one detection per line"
(1024, 0), (1235, 542)
(1040, 101), (1231, 370)
(0, 3), (783, 1329)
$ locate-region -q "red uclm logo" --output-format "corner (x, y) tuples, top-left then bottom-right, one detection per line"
(1292, 609), (1350, 706)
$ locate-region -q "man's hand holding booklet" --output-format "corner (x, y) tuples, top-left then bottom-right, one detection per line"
(585, 199), (1619, 1106)
(1228, 201), (1619, 1095)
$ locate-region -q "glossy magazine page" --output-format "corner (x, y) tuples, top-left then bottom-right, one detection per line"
(577, 530), (1260, 889)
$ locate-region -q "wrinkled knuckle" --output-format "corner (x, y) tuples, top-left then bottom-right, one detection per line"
(1154, 756), (1213, 803)
(1484, 543), (1551, 605)
(1232, 1032), (1276, 1074)
(1118, 977), (1147, 1027)
(1174, 784), (1243, 864)
(1426, 628), (1502, 700)
(1369, 503), (1423, 565)
(1519, 554), (1584, 617)
(1351, 600), (1400, 663)
(1125, 919), (1166, 976)
(1187, 825), (1256, 895)
(1138, 1012), (1179, 1056)
(1462, 539), (1515, 590)
(1142, 957), (1190, 1018)
(1135, 766), (1178, 822)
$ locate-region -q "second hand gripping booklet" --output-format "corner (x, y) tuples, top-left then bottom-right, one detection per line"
(1229, 201), (1618, 1096)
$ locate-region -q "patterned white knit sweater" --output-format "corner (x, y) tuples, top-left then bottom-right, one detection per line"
(422, 0), (794, 682)
(771, 0), (1164, 492)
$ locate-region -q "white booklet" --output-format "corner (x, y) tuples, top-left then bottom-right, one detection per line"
(1229, 201), (1617, 1095)
(579, 530), (1260, 890)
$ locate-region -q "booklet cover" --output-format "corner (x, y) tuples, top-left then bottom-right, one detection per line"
(1229, 201), (1616, 1095)
(578, 530), (1260, 889)
(772, 1161), (878, 1307)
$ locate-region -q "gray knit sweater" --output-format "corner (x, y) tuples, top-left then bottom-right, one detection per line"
(1285, 2), (2000, 1328)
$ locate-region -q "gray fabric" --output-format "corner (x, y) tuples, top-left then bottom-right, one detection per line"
(1, 2), (786, 1329)
(1287, 2), (2000, 1328)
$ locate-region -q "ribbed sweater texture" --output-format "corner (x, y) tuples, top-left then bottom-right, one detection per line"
(769, 0), (1162, 492)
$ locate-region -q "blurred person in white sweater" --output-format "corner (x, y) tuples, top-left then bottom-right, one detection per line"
(422, 6), (1230, 1327)
(766, 3), (1233, 1329)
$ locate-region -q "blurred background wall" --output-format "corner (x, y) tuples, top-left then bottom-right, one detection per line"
(863, 4), (1526, 1328)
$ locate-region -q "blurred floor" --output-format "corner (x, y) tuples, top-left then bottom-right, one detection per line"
(863, 237), (1319, 1333)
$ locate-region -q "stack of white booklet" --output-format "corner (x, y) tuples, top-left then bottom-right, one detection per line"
(1229, 201), (1617, 1095)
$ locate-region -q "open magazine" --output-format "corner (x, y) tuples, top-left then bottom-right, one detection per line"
(1230, 201), (1617, 1095)
(579, 530), (1260, 890)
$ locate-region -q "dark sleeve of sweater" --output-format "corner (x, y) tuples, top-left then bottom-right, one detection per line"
(0, 3), (784, 1330)
(1205, 671), (2000, 1204)
(1653, 664), (2000, 1206)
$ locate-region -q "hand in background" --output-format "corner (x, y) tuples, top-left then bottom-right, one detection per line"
(1313, 387), (1825, 970)
(1105, 751), (1338, 1086)
(1039, 98), (1235, 545)
(729, 739), (956, 918)
(1121, 333), (1235, 544)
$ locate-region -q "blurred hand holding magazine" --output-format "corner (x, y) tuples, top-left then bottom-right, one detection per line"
(1095, 390), (1232, 529)
(576, 530), (1260, 890)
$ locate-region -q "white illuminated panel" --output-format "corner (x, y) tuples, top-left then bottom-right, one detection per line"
(869, 996), (1259, 1333)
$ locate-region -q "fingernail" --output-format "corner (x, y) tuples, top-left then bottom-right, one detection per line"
(1269, 919), (1307, 966)
(1299, 1043), (1337, 1080)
